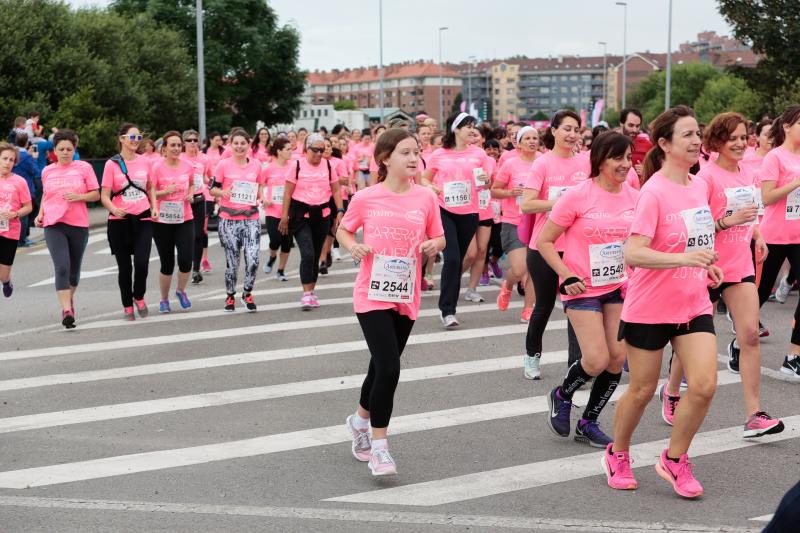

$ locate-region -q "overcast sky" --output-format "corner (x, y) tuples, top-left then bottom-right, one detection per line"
(68, 0), (736, 71)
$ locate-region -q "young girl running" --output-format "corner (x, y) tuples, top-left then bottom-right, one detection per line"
(0, 143), (33, 298)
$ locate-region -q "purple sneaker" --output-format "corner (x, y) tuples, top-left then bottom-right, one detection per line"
(489, 260), (503, 279)
(479, 273), (490, 286)
(2, 281), (12, 298)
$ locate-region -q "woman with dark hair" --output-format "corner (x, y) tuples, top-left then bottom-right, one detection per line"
(519, 109), (589, 379)
(0, 143), (32, 298)
(337, 128), (445, 476)
(179, 129), (210, 285)
(101, 123), (156, 321)
(261, 137), (293, 280)
(421, 112), (493, 327)
(538, 132), (637, 448)
(608, 106), (722, 498)
(251, 127), (272, 165)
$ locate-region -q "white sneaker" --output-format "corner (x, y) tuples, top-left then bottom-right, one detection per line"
(332, 248), (342, 262)
(368, 447), (397, 476)
(345, 415), (371, 462)
(463, 288), (485, 303)
(441, 313), (460, 328)
(523, 354), (541, 380)
(775, 276), (791, 304)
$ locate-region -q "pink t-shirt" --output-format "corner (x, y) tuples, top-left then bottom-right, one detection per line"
(151, 159), (194, 223)
(333, 157), (352, 200)
(494, 156), (535, 225)
(428, 145), (494, 216)
(620, 172), (714, 324)
(250, 144), (271, 164)
(758, 146), (800, 244)
(478, 156), (497, 221)
(352, 142), (374, 171)
(285, 158), (337, 207)
(179, 152), (209, 198)
(549, 179), (638, 301)
(341, 183), (444, 320)
(213, 157), (264, 221)
(101, 156), (153, 220)
(625, 167), (641, 190)
(524, 151), (591, 251)
(205, 148), (224, 171)
(41, 161), (100, 227)
(261, 161), (290, 218)
(696, 162), (756, 282)
(499, 148), (519, 166)
(0, 173), (32, 240)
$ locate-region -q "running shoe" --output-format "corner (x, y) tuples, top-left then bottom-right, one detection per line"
(332, 247), (342, 262)
(489, 260), (503, 279)
(497, 280), (512, 311)
(241, 292), (257, 312)
(774, 276), (791, 304)
(134, 298), (148, 318)
(655, 449), (704, 498)
(716, 299), (727, 314)
(759, 322), (769, 337)
(420, 277), (429, 291)
(319, 262), (328, 275)
(546, 387), (572, 437)
(727, 339), (740, 374)
(368, 447), (397, 476)
(517, 281), (525, 296)
(325, 252), (332, 267)
(523, 354), (541, 380)
(658, 383), (680, 426)
(479, 273), (490, 286)
(274, 271), (288, 282)
(200, 259), (212, 273)
(623, 359), (629, 372)
(263, 256), (275, 274)
(743, 411), (785, 438)
(300, 293), (314, 310)
(680, 375), (688, 391)
(780, 355), (800, 379)
(176, 290), (191, 309)
(224, 294), (235, 312)
(345, 415), (371, 462)
(575, 419), (613, 448)
(61, 309), (76, 329)
(464, 288), (484, 303)
(123, 306), (135, 321)
(191, 271), (203, 285)
(520, 307), (532, 323)
(602, 443), (637, 490)
(159, 300), (171, 314)
(425, 274), (435, 290)
(309, 292), (321, 308)
(440, 313), (459, 328)
(2, 281), (12, 298)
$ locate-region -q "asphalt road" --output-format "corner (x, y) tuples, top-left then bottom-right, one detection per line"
(0, 215), (797, 532)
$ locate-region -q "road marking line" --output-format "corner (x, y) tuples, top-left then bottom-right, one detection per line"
(0, 322), (526, 392)
(0, 370), (739, 488)
(0, 496), (762, 532)
(0, 301), (531, 362)
(748, 514), (773, 522)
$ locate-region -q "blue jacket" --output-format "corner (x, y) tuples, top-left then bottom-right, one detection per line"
(12, 150), (40, 195)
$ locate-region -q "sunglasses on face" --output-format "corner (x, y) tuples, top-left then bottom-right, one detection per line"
(308, 147), (325, 154)
(184, 138), (199, 143)
(122, 134), (143, 141)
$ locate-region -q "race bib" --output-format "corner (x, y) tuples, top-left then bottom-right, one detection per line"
(0, 217), (8, 232)
(193, 173), (204, 191)
(121, 180), (147, 203)
(359, 157), (369, 169)
(723, 186), (756, 226)
(230, 180), (258, 206)
(271, 185), (285, 204)
(786, 188), (800, 220)
(473, 167), (486, 188)
(443, 180), (471, 208)
(368, 255), (416, 303)
(589, 241), (627, 287)
(158, 201), (184, 224)
(681, 206), (715, 252)
(479, 188), (491, 210)
(755, 188), (765, 217)
(548, 186), (572, 201)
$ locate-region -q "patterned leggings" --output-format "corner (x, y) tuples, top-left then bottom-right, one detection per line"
(218, 218), (261, 295)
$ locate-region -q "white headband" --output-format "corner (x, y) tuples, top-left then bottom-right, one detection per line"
(451, 112), (470, 132)
(516, 126), (535, 144)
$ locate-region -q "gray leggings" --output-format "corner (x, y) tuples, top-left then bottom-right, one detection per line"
(44, 223), (89, 291)
(218, 218), (261, 294)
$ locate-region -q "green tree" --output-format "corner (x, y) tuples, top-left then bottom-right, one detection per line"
(531, 110), (549, 121)
(694, 75), (761, 123)
(629, 63), (723, 124)
(333, 100), (357, 111)
(111, 0), (305, 133)
(451, 92), (464, 115)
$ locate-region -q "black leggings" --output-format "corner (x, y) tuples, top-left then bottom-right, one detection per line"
(191, 200), (205, 271)
(356, 310), (415, 428)
(294, 218), (330, 284)
(108, 217), (153, 307)
(439, 208), (479, 315)
(266, 216), (292, 254)
(758, 242), (800, 345)
(153, 221), (194, 276)
(526, 248), (582, 361)
(487, 221), (503, 260)
(43, 223), (88, 290)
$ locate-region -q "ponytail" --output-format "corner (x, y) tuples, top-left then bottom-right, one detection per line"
(769, 105), (800, 148)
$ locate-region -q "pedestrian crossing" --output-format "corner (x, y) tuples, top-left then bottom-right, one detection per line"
(1, 247), (797, 530)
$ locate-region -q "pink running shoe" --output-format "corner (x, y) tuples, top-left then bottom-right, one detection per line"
(309, 292), (321, 308)
(655, 449), (704, 498)
(345, 415), (371, 462)
(300, 293), (314, 310)
(368, 447), (397, 476)
(658, 383), (680, 426)
(520, 307), (532, 323)
(743, 411), (785, 438)
(601, 443), (637, 490)
(497, 280), (512, 311)
(201, 259), (212, 273)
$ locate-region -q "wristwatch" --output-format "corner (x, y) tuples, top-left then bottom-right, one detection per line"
(337, 207), (345, 214)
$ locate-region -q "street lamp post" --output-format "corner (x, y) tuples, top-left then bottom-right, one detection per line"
(438, 26), (449, 128)
(665, 0), (673, 110)
(196, 0), (206, 142)
(598, 41), (607, 122)
(378, 0), (384, 123)
(616, 1), (628, 109)
(467, 55), (476, 117)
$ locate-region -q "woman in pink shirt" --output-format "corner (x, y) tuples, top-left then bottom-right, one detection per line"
(519, 110), (589, 379)
(179, 129), (210, 285)
(337, 128), (445, 476)
(319, 137), (342, 276)
(492, 126), (539, 322)
(421, 112), (492, 328)
(36, 130), (100, 328)
(151, 131), (196, 313)
(101, 123), (157, 320)
(278, 133), (343, 309)
(608, 106), (723, 498)
(538, 132), (638, 448)
(250, 128), (272, 164)
(199, 131), (224, 274)
(0, 143), (33, 298)
(756, 105), (800, 380)
(209, 130), (264, 312)
(261, 137), (293, 281)
(352, 129), (373, 190)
